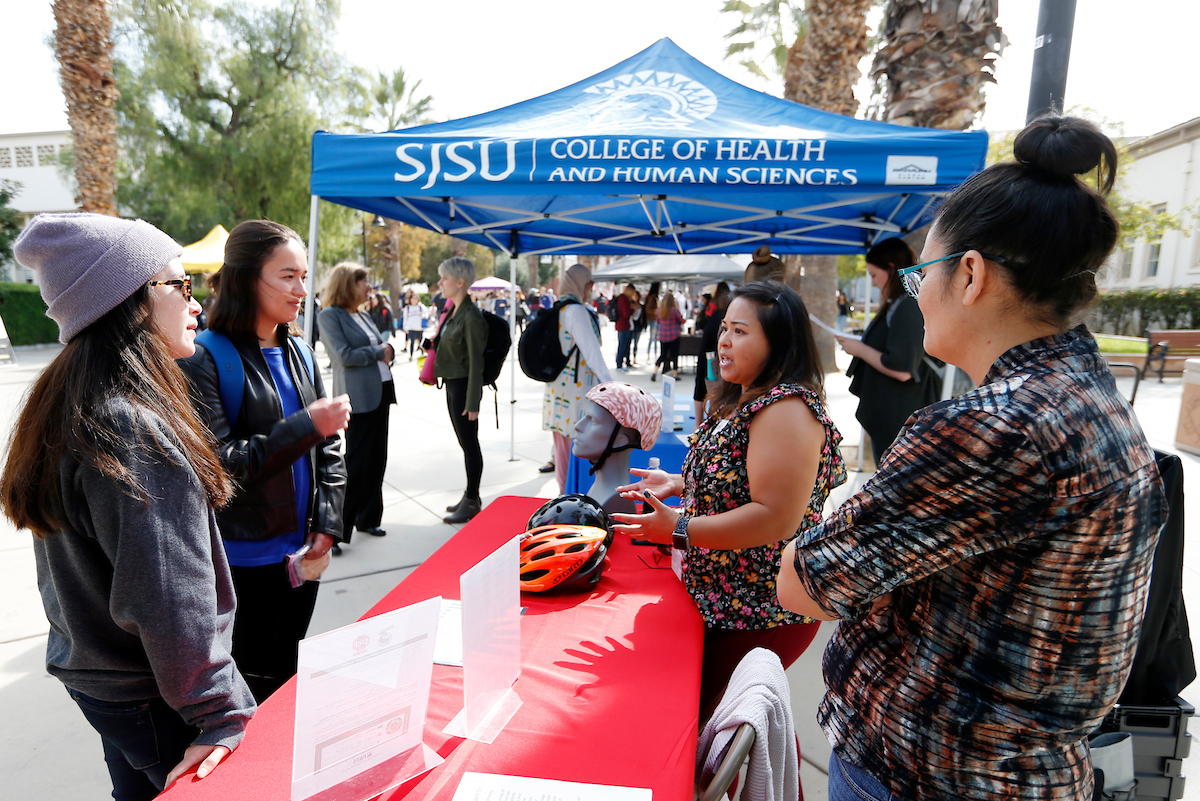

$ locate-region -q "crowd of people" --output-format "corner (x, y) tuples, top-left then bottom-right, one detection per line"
(1, 115), (1171, 801)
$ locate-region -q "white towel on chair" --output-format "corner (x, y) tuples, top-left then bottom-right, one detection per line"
(697, 647), (799, 801)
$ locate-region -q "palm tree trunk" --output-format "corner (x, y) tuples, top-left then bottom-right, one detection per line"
(782, 0), (872, 370)
(871, 0), (1005, 129)
(53, 0), (119, 215)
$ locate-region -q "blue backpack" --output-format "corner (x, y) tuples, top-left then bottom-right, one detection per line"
(195, 330), (315, 428)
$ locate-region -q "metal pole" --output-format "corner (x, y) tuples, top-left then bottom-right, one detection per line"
(360, 213), (367, 267)
(305, 195), (320, 344)
(508, 248), (519, 462)
(1026, 0), (1077, 123)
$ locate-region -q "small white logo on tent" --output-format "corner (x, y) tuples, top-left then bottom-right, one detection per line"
(581, 70), (718, 130)
(885, 156), (938, 185)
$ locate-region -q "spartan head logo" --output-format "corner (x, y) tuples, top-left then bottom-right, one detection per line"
(580, 70), (717, 130)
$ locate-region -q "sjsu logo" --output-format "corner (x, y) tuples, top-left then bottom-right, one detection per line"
(580, 71), (718, 130)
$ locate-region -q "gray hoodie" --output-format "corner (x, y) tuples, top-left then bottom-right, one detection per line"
(35, 397), (255, 750)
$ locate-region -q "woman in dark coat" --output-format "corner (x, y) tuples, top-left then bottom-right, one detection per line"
(836, 238), (939, 462)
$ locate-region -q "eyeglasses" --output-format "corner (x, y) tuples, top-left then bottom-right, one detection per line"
(896, 251), (1008, 299)
(147, 277), (192, 301)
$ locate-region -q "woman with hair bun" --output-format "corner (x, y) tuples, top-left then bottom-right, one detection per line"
(838, 236), (940, 462)
(780, 116), (1167, 800)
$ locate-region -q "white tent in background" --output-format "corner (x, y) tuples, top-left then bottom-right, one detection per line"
(470, 275), (515, 291)
(591, 254), (745, 283)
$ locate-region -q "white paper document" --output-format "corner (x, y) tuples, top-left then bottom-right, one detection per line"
(452, 773), (652, 801)
(434, 599), (464, 667)
(809, 313), (860, 340)
(292, 597), (443, 801)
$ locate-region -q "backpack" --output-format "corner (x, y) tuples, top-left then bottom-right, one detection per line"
(518, 298), (581, 382)
(606, 298), (619, 322)
(480, 309), (511, 389)
(195, 329), (315, 428)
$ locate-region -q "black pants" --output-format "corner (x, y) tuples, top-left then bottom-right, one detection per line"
(68, 689), (198, 801)
(343, 380), (394, 538)
(405, 330), (422, 356)
(229, 561), (319, 703)
(657, 338), (680, 372)
(444, 377), (483, 499)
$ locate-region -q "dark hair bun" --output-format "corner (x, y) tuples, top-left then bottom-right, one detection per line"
(1013, 115), (1117, 193)
(751, 245), (774, 265)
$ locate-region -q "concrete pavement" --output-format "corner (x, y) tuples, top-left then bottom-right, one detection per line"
(0, 328), (1196, 800)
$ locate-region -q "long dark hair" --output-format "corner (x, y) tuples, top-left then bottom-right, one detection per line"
(865, 238), (916, 315)
(708, 281), (824, 419)
(208, 220), (304, 342)
(932, 114), (1119, 327)
(1, 288), (233, 538)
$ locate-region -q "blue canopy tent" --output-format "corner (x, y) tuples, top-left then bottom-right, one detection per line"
(308, 38), (987, 261)
(304, 37), (988, 455)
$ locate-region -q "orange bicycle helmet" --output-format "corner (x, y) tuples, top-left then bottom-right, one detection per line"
(527, 493), (614, 548)
(518, 524), (609, 593)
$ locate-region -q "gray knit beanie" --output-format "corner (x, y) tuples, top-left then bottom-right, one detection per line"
(13, 212), (183, 343)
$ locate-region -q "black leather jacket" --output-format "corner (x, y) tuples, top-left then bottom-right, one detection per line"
(179, 336), (347, 543)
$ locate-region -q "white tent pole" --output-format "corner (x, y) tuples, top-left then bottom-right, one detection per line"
(305, 195), (320, 343)
(509, 251), (518, 462)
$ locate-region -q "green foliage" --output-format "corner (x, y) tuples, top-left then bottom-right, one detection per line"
(0, 180), (23, 282)
(837, 253), (865, 287)
(719, 0), (807, 83)
(0, 282), (60, 345)
(112, 0), (362, 263)
(1095, 286), (1200, 335)
(1093, 334), (1148, 354)
(417, 236), (496, 285)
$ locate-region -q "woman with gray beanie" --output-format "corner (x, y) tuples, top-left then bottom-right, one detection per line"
(0, 213), (256, 799)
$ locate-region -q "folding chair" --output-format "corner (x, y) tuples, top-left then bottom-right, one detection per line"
(697, 723), (755, 801)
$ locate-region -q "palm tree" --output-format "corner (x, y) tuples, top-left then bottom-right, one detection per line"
(723, 0), (873, 368)
(53, 0), (119, 215)
(721, 1), (808, 85)
(373, 68), (434, 131)
(869, 0), (1006, 129)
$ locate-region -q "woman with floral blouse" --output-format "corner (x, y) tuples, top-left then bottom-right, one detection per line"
(613, 280), (845, 715)
(779, 116), (1167, 801)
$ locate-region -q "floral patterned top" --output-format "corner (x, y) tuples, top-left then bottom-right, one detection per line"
(682, 383), (845, 629)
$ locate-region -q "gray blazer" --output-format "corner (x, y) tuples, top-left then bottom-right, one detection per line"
(318, 306), (391, 414)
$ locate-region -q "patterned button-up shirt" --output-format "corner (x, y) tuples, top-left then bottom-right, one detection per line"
(657, 307), (683, 342)
(793, 327), (1166, 801)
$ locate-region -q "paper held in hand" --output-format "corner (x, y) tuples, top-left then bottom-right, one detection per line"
(809, 313), (860, 341)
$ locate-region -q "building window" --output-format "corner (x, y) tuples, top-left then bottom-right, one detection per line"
(1145, 204), (1166, 279)
(37, 144), (57, 166)
(14, 146), (33, 168)
(1118, 244), (1133, 279)
(1146, 243), (1161, 278)
(0, 148), (10, 169)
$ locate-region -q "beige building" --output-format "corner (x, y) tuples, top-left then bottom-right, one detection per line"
(0, 130), (75, 282)
(1102, 117), (1200, 290)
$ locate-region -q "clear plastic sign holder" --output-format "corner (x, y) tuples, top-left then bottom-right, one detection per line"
(443, 536), (522, 743)
(291, 597), (444, 801)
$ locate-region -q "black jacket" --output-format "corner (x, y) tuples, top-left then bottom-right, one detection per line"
(179, 336), (347, 543)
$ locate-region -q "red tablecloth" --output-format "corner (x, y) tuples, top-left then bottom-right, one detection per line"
(164, 496), (704, 801)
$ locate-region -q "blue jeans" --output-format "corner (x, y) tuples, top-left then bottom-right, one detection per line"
(68, 688), (198, 801)
(828, 751), (900, 801)
(616, 329), (634, 367)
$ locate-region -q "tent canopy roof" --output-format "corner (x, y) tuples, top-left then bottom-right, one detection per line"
(311, 38), (987, 257)
(592, 254), (744, 283)
(181, 224), (229, 273)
